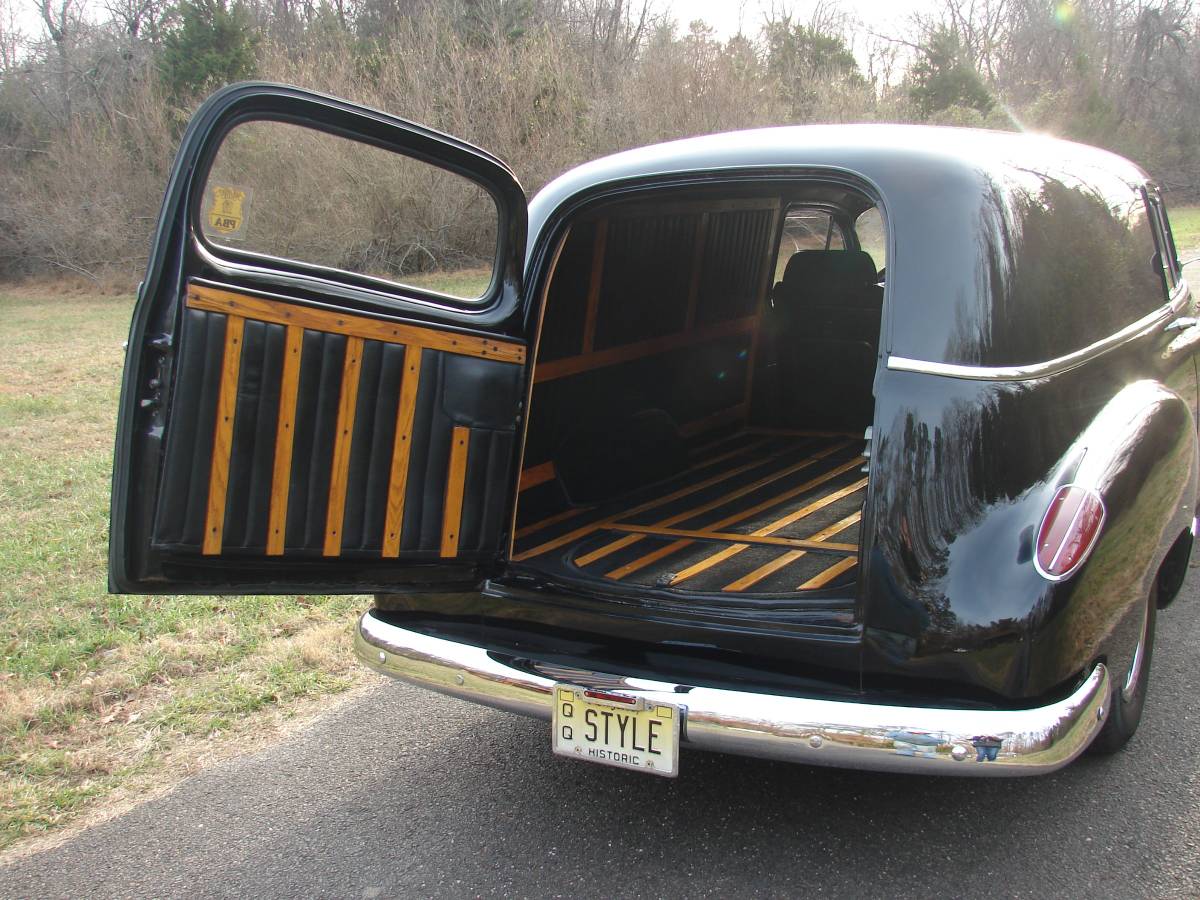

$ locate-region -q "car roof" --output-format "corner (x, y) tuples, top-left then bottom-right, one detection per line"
(528, 123), (1149, 235)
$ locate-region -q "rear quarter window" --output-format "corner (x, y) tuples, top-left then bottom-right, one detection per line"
(854, 207), (886, 272)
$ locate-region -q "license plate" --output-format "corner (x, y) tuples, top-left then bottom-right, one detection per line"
(551, 686), (680, 777)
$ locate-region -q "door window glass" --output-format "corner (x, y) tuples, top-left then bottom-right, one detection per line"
(200, 119), (500, 300)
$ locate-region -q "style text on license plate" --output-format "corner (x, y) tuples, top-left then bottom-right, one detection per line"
(551, 686), (680, 777)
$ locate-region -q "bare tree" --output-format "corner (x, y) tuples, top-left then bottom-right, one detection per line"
(36, 0), (84, 124)
(102, 0), (167, 40)
(0, 0), (26, 70)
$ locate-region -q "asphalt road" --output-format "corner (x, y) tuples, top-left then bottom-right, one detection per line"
(5, 573), (1200, 900)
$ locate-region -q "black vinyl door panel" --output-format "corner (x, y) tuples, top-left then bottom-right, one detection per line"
(109, 84), (529, 593)
(152, 284), (524, 561)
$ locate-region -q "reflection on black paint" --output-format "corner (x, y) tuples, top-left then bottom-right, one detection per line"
(951, 173), (1165, 367)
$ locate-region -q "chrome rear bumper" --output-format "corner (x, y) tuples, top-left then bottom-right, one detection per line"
(355, 610), (1110, 776)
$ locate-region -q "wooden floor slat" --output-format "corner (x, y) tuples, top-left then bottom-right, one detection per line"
(202, 315), (245, 556)
(514, 505), (590, 540)
(604, 523), (858, 552)
(798, 556), (859, 590)
(720, 511), (862, 592)
(605, 540), (688, 581)
(511, 440), (811, 562)
(605, 454), (861, 579)
(512, 437), (766, 544)
(577, 439), (853, 568)
(685, 437), (771, 473)
(666, 476), (867, 585)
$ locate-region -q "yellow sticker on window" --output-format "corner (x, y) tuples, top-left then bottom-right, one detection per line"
(206, 185), (251, 239)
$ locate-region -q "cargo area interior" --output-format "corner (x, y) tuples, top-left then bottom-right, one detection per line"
(511, 182), (885, 598)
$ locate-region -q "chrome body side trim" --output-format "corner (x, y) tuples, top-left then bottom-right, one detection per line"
(356, 611), (1110, 777)
(887, 303), (1173, 381)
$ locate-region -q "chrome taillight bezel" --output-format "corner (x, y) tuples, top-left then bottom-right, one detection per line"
(1033, 483), (1107, 583)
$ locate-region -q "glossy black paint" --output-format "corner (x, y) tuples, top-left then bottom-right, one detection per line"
(505, 125), (1198, 703)
(114, 89), (1197, 707)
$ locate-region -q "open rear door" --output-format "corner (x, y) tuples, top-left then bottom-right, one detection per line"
(110, 84), (529, 593)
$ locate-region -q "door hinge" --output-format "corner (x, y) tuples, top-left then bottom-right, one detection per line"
(141, 333), (173, 411)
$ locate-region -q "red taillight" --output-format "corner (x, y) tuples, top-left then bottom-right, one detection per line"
(1035, 484), (1106, 581)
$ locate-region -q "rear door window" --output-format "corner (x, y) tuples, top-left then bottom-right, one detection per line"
(200, 119), (501, 301)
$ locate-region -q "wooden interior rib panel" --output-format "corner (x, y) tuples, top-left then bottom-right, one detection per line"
(187, 283), (526, 364)
(323, 336), (364, 557)
(381, 345), (422, 558)
(519, 462), (556, 492)
(441, 426), (471, 558)
(581, 219), (607, 353)
(202, 315), (245, 555)
(266, 324), (303, 555)
(532, 316), (755, 383)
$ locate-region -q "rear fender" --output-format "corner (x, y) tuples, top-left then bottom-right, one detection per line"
(862, 375), (1196, 699)
(1027, 380), (1197, 690)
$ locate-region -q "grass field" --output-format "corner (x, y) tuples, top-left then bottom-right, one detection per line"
(1170, 204), (1200, 257)
(0, 287), (367, 852)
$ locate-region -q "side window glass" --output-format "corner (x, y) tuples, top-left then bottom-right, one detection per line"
(1147, 196), (1179, 291)
(773, 208), (844, 280)
(854, 207), (886, 273)
(200, 119), (500, 301)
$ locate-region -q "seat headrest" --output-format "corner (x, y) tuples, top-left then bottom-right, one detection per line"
(781, 249), (878, 289)
(781, 250), (830, 286)
(822, 249), (878, 287)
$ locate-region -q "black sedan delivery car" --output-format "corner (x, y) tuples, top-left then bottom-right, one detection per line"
(111, 84), (1196, 776)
